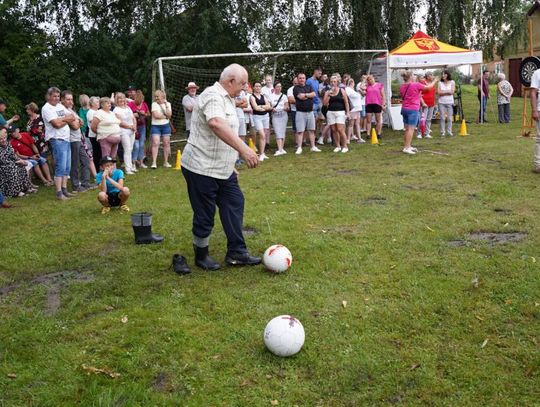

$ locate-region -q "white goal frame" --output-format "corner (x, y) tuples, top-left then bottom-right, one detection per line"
(152, 49), (393, 136)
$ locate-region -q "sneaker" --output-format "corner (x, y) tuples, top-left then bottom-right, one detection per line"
(441, 133), (446, 137)
(281, 149), (287, 154)
(132, 167), (138, 172)
(357, 138), (366, 144)
(416, 134), (422, 139)
(295, 147), (303, 155)
(310, 146), (322, 153)
(126, 171), (135, 175)
(341, 147), (349, 153)
(163, 162), (172, 168)
(326, 137), (332, 143)
(425, 134), (433, 139)
(317, 136), (324, 145)
(448, 133), (454, 137)
(151, 163), (157, 169)
(333, 147), (341, 153)
(101, 206), (111, 214)
(410, 146), (418, 152)
(120, 204), (130, 213)
(402, 147), (416, 155)
(140, 163), (148, 169)
(351, 135), (359, 141)
(273, 150), (283, 156)
(259, 154), (268, 162)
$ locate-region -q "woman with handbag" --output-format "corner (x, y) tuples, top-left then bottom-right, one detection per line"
(270, 82), (289, 156)
(150, 89), (172, 169)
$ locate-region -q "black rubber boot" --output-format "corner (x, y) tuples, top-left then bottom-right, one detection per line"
(225, 252), (262, 266)
(193, 245), (221, 270)
(133, 225), (164, 244)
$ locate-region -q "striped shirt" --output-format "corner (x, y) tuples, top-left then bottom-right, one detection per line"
(181, 81), (239, 179)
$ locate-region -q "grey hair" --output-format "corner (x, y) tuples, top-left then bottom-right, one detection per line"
(89, 96), (100, 107)
(99, 96), (111, 108)
(497, 72), (506, 81)
(220, 63), (248, 82)
(46, 87), (61, 97)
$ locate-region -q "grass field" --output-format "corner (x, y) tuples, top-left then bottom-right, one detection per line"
(1, 85), (539, 406)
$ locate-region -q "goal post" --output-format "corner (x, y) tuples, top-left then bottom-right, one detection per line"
(152, 49), (390, 138)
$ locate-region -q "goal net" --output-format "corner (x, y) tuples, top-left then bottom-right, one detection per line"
(152, 50), (389, 139)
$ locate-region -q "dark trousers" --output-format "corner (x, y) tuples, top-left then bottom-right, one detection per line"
(498, 103), (510, 123)
(70, 141), (90, 189)
(182, 167), (247, 255)
(90, 137), (102, 170)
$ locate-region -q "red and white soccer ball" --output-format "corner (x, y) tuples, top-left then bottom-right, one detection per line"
(263, 315), (305, 357)
(263, 244), (292, 273)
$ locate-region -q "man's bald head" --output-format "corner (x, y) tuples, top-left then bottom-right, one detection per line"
(219, 64), (248, 97)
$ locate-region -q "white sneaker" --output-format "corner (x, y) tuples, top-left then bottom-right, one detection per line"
(273, 150), (283, 156)
(151, 163), (157, 169)
(317, 136), (324, 145)
(448, 133), (454, 137)
(295, 147), (303, 155)
(310, 146), (322, 153)
(259, 153), (269, 161)
(341, 147), (349, 153)
(132, 166), (138, 172)
(326, 137), (332, 143)
(140, 162), (148, 168)
(410, 146), (418, 152)
(163, 162), (172, 168)
(357, 138), (366, 144)
(126, 170), (135, 175)
(351, 135), (359, 141)
(403, 147), (416, 155)
(416, 134), (422, 139)
(281, 149), (287, 154)
(441, 133), (446, 137)
(425, 134), (432, 139)
(333, 147), (342, 153)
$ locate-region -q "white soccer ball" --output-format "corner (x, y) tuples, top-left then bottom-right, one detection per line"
(263, 244), (292, 273)
(263, 315), (305, 357)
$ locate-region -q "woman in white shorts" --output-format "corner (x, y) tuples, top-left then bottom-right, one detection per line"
(323, 75), (350, 153)
(270, 82), (289, 156)
(250, 82), (272, 161)
(345, 78), (365, 143)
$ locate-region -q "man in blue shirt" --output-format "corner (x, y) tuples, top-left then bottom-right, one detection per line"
(96, 156), (130, 214)
(306, 68), (323, 143)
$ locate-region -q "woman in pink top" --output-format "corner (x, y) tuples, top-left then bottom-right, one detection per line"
(399, 71), (437, 155)
(365, 75), (386, 140)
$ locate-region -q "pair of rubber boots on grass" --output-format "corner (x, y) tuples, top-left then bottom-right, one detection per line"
(172, 245), (262, 275)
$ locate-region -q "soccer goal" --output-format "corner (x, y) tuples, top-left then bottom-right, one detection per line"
(152, 49), (389, 138)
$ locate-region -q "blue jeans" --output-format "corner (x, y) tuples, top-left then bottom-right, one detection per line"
(479, 96), (488, 122)
(132, 125), (146, 162)
(49, 138), (71, 177)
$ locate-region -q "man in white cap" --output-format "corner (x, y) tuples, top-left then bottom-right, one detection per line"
(182, 82), (199, 138)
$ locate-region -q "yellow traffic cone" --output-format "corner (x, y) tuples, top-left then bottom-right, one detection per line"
(370, 128), (378, 145)
(459, 119), (469, 136)
(174, 149), (182, 170)
(248, 137), (258, 152)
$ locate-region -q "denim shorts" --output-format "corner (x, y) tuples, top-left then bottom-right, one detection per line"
(49, 138), (71, 177)
(253, 114), (269, 131)
(401, 108), (420, 126)
(151, 123), (172, 136)
(28, 157), (47, 167)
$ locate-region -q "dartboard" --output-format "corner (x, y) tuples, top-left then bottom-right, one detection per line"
(519, 56), (540, 86)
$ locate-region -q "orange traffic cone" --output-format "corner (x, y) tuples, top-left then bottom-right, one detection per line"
(174, 149), (182, 170)
(459, 119), (469, 136)
(370, 128), (379, 145)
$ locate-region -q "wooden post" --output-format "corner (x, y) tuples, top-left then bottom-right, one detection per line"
(529, 18), (533, 57)
(522, 87), (535, 137)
